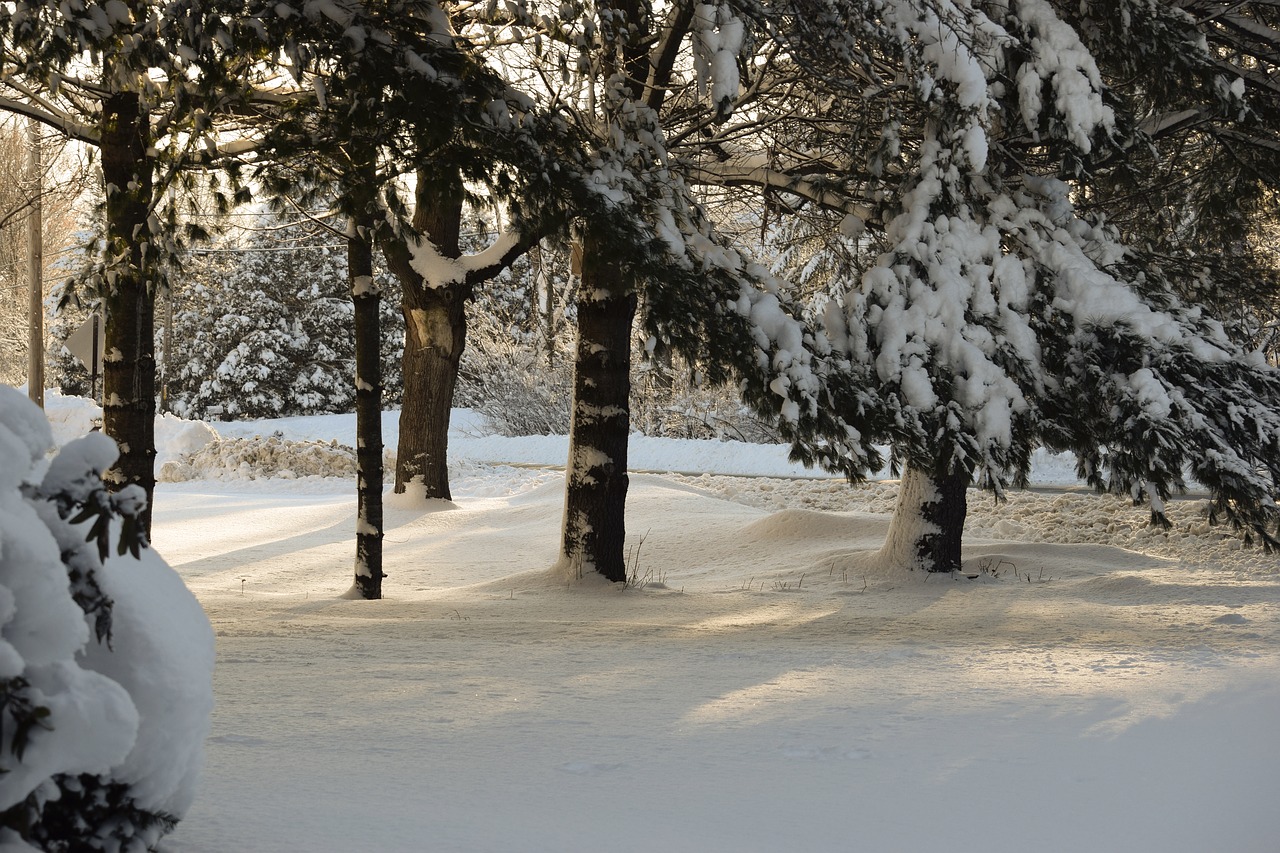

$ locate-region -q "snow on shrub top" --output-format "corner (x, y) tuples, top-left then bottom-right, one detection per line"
(0, 386), (138, 812)
(0, 384), (214, 843)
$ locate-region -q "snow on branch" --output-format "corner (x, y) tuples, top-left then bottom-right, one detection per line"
(0, 95), (99, 145)
(403, 225), (528, 289)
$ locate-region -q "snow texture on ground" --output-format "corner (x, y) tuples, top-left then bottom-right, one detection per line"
(41, 398), (1279, 852)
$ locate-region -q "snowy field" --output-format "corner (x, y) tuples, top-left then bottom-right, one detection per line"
(45, 397), (1279, 852)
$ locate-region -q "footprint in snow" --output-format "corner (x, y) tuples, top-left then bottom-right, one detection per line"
(558, 761), (626, 776)
(779, 745), (871, 760)
(208, 734), (268, 746)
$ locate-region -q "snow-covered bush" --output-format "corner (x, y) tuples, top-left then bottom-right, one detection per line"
(159, 434), (375, 482)
(459, 341), (573, 437)
(631, 352), (785, 444)
(461, 253), (781, 441)
(456, 252), (575, 437)
(0, 385), (214, 851)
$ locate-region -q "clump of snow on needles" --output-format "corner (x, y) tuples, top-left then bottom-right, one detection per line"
(0, 392), (136, 813)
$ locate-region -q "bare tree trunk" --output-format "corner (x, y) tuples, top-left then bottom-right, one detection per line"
(349, 207), (384, 600)
(100, 91), (157, 537)
(383, 166), (468, 501)
(879, 464), (968, 573)
(559, 229), (636, 582)
(552, 0), (653, 583)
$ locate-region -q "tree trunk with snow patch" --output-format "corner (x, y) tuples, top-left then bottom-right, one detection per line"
(559, 231), (636, 582)
(100, 90), (157, 538)
(880, 465), (968, 573)
(384, 167), (468, 501)
(349, 208), (384, 600)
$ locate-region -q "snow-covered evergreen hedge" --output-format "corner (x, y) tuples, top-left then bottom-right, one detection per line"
(0, 385), (213, 851)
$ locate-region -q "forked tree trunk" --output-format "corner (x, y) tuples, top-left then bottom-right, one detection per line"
(349, 208), (384, 600)
(100, 91), (157, 537)
(559, 231), (636, 582)
(880, 464), (969, 573)
(388, 167), (467, 500)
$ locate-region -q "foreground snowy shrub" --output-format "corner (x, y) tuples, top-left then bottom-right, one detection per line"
(0, 386), (214, 851)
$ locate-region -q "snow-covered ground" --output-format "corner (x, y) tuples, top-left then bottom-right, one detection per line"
(45, 396), (1278, 852)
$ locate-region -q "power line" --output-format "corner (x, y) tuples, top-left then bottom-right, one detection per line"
(190, 244), (347, 254)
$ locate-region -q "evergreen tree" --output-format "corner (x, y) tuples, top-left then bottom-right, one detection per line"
(168, 213), (403, 420)
(224, 0), (548, 597)
(458, 0), (877, 581)
(378, 163), (540, 502)
(773, 0), (1280, 571)
(0, 0), (247, 536)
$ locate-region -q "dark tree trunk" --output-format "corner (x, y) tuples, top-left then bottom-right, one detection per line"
(553, 0), (652, 583)
(881, 465), (969, 573)
(396, 281), (467, 499)
(349, 209), (384, 600)
(560, 231), (636, 582)
(385, 167), (467, 500)
(99, 91), (157, 537)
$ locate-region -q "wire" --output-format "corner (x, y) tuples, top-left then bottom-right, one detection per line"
(189, 245), (347, 254)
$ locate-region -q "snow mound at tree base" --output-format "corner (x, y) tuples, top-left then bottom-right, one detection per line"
(671, 474), (1268, 575)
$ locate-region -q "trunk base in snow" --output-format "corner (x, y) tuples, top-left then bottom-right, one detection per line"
(394, 282), (467, 501)
(349, 202), (384, 601)
(389, 167), (468, 501)
(559, 238), (636, 584)
(879, 465), (968, 573)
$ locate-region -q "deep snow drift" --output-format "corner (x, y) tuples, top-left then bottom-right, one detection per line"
(40, 395), (1278, 852)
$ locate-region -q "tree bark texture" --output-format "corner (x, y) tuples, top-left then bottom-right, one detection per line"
(560, 232), (637, 582)
(396, 281), (467, 499)
(880, 465), (968, 573)
(349, 213), (384, 600)
(388, 167), (466, 500)
(100, 91), (157, 537)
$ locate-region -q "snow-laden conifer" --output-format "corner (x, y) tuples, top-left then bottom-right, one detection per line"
(170, 212), (403, 420)
(786, 0), (1280, 570)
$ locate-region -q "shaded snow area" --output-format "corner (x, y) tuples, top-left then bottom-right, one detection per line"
(39, 397), (1277, 852)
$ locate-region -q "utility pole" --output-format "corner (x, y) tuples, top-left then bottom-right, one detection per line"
(26, 119), (43, 408)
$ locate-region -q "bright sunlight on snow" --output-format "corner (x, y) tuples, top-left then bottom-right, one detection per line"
(20, 391), (1269, 850)
(41, 396), (1276, 853)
